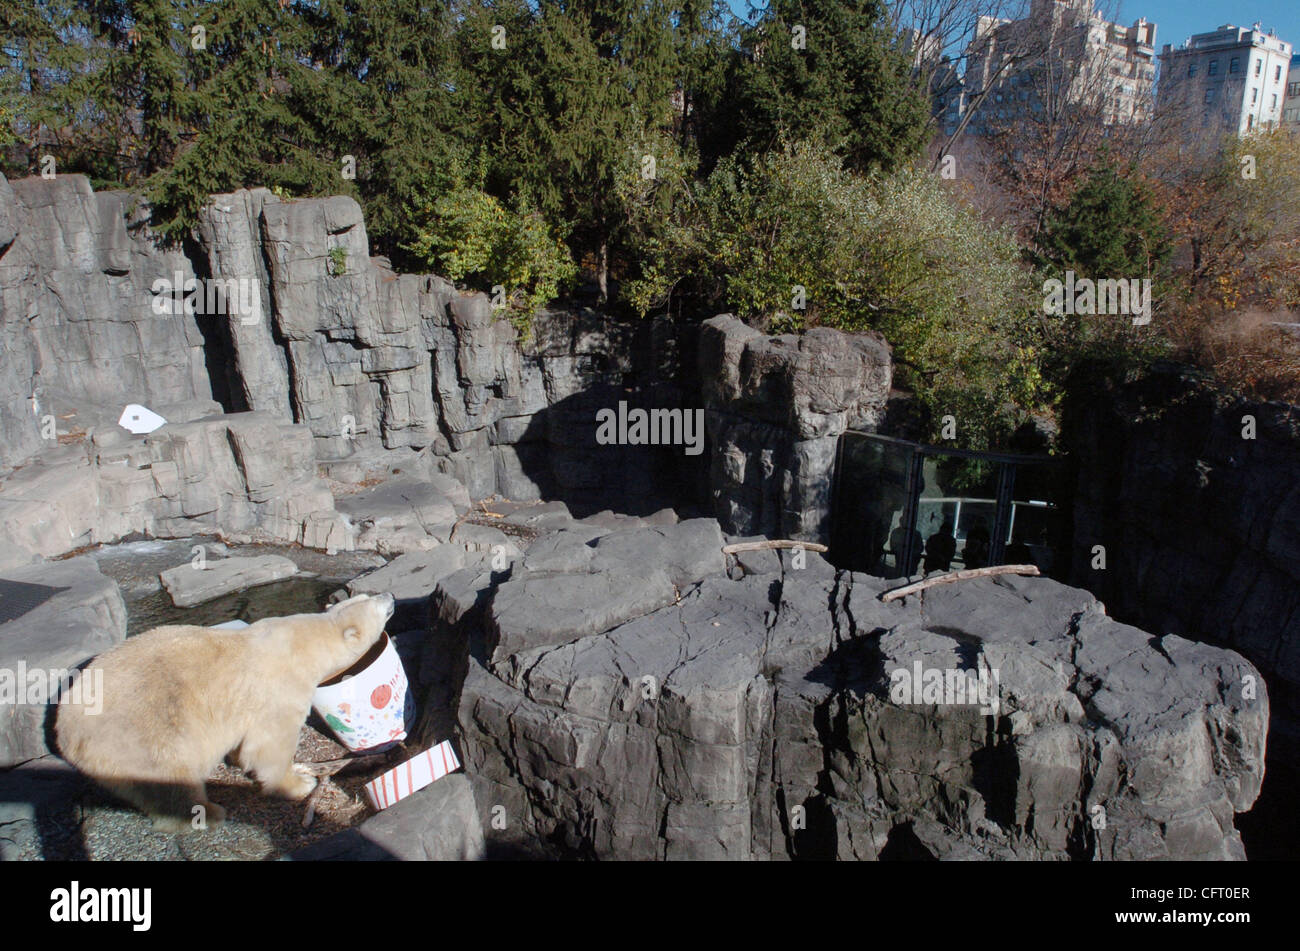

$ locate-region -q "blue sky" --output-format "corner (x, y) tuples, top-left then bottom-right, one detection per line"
(724, 1), (1300, 55)
(1121, 1), (1300, 52)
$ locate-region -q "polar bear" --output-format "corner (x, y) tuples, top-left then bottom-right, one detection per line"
(56, 592), (394, 832)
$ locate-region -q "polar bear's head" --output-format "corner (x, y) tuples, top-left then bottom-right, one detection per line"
(316, 592), (394, 679)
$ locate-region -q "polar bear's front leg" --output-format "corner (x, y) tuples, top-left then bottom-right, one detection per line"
(239, 722), (317, 801)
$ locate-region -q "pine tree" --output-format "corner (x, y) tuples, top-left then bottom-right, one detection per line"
(0, 0), (104, 178)
(1037, 160), (1171, 279)
(728, 0), (929, 174)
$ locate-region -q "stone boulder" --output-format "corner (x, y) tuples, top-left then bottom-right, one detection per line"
(334, 475), (465, 555)
(160, 554), (302, 608)
(290, 773), (484, 861)
(698, 314), (891, 544)
(458, 560), (1266, 861)
(0, 557), (128, 767)
(484, 519), (728, 669)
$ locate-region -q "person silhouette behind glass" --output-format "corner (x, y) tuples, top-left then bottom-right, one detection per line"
(923, 520), (956, 573)
(962, 517), (990, 569)
(890, 521), (922, 576)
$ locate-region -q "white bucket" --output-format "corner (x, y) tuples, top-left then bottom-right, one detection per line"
(311, 632), (413, 752)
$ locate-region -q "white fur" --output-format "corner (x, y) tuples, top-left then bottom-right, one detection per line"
(56, 593), (394, 832)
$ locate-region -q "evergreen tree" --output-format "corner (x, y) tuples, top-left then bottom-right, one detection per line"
(486, 0), (685, 301)
(0, 0), (103, 178)
(1036, 160), (1171, 279)
(727, 0), (929, 174)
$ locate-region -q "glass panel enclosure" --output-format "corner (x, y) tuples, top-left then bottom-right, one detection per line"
(831, 432), (1067, 580)
(829, 434), (918, 578)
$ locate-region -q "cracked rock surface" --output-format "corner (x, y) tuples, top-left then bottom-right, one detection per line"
(442, 527), (1267, 860)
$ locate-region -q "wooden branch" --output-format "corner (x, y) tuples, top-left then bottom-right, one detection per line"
(297, 751), (388, 777)
(302, 776), (330, 829)
(722, 540), (829, 555)
(879, 565), (1040, 603)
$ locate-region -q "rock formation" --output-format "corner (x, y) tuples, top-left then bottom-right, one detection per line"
(0, 557), (127, 767)
(699, 315), (892, 544)
(448, 532), (1266, 860)
(0, 174), (700, 515)
(0, 174), (1284, 861)
(1067, 366), (1300, 714)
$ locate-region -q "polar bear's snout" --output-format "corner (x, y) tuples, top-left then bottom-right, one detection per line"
(376, 591), (395, 621)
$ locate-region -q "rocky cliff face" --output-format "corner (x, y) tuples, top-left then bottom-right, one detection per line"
(1067, 367), (1300, 713)
(0, 174), (696, 514)
(442, 526), (1265, 860)
(0, 175), (209, 467)
(1, 174), (897, 560)
(699, 315), (891, 545)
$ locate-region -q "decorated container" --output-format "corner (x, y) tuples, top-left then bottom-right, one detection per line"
(311, 632), (413, 752)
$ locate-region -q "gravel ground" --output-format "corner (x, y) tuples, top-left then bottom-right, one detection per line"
(19, 724), (408, 861)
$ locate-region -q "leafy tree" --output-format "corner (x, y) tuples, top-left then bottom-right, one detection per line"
(405, 156), (577, 335)
(1156, 130), (1300, 307)
(631, 141), (1047, 448)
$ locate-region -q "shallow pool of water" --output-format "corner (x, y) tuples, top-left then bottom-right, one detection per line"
(82, 535), (384, 636)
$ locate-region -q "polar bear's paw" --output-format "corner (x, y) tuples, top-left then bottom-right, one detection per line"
(277, 764), (318, 801)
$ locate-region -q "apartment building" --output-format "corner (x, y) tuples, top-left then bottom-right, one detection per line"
(1283, 54), (1300, 127)
(1157, 24), (1293, 135)
(952, 0), (1156, 136)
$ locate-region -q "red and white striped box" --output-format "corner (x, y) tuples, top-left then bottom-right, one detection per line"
(364, 739), (461, 811)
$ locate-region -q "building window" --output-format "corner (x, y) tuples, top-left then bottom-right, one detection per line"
(1252, 87), (1259, 104)
(1205, 88), (1216, 104)
(1277, 65), (1284, 82)
(1189, 63), (1199, 77)
(1290, 82), (1300, 97)
(1256, 60), (1262, 76)
(1230, 57), (1240, 73)
(1208, 60), (1219, 75)
(1273, 94), (1279, 110)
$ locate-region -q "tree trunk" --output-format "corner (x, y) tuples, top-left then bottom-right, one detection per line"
(598, 239), (609, 305)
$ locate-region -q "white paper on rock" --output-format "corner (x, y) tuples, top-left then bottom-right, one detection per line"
(118, 404), (167, 434)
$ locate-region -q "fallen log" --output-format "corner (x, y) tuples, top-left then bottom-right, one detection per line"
(722, 539), (829, 555)
(879, 564), (1040, 602)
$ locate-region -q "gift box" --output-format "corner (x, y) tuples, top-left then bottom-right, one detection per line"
(364, 739), (461, 810)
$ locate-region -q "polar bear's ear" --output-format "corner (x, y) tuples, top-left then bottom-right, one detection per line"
(342, 625), (362, 644)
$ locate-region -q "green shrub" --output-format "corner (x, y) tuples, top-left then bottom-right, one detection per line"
(326, 246), (348, 277)
(406, 185), (576, 337)
(631, 141), (1047, 449)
